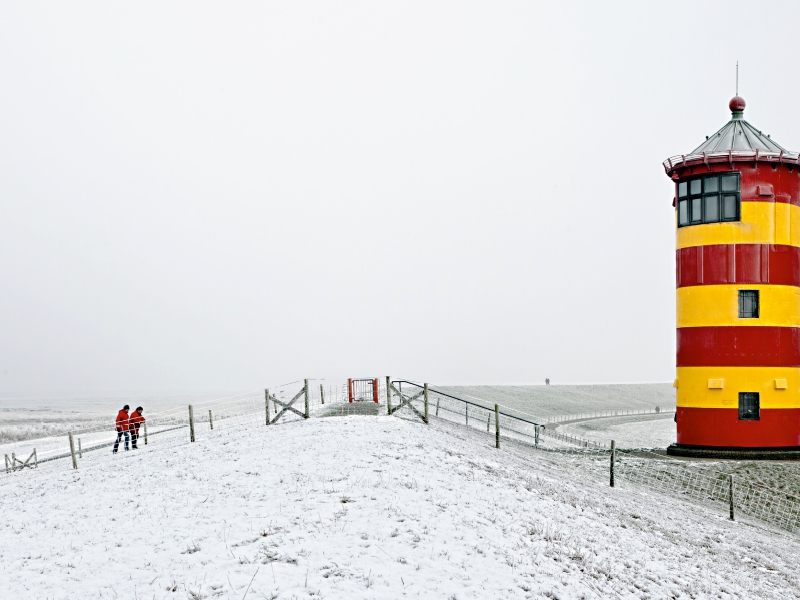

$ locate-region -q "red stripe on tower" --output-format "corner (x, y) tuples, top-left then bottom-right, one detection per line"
(677, 244), (800, 288)
(677, 327), (800, 367)
(676, 407), (800, 447)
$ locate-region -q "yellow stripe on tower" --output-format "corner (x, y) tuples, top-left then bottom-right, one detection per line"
(677, 284), (800, 328)
(676, 366), (800, 409)
(677, 202), (800, 249)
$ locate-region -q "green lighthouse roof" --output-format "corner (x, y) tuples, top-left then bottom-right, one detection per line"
(691, 96), (785, 154)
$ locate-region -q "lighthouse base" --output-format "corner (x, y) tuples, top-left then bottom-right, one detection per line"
(667, 444), (800, 460)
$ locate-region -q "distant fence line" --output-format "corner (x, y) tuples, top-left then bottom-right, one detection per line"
(544, 408), (675, 425)
(3, 378), (799, 536)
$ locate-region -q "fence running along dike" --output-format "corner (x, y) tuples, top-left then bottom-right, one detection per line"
(391, 380), (800, 536)
(4, 378), (800, 536)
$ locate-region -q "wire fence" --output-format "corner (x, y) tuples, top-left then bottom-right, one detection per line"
(4, 378), (800, 536)
(614, 450), (800, 533)
(0, 380), (350, 477)
(392, 380), (800, 536)
(544, 407), (673, 424)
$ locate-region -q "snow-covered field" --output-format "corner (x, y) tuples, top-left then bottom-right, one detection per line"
(438, 383), (676, 420)
(0, 391), (249, 444)
(0, 383), (673, 446)
(558, 414), (676, 449)
(2, 413), (800, 599)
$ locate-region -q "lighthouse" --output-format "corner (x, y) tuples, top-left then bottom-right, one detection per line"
(665, 96), (800, 457)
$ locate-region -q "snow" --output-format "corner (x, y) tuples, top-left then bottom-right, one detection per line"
(558, 414), (676, 449)
(2, 413), (800, 599)
(0, 423), (187, 463)
(437, 383), (676, 420)
(0, 387), (341, 447)
(0, 392), (240, 445)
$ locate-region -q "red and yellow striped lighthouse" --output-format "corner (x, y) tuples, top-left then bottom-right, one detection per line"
(665, 96), (800, 457)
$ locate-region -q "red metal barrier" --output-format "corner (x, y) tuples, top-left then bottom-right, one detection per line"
(348, 378), (379, 403)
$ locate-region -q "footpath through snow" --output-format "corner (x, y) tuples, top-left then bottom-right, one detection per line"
(1, 415), (800, 599)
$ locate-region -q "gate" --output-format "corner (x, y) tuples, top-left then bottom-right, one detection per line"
(348, 378), (379, 403)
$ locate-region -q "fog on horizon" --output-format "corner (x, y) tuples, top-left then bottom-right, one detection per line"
(2, 1), (798, 395)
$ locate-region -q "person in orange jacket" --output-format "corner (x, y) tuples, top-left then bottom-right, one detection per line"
(113, 405), (130, 453)
(129, 406), (145, 449)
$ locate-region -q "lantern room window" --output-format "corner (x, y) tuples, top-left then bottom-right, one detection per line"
(677, 173), (740, 227)
(739, 392), (760, 421)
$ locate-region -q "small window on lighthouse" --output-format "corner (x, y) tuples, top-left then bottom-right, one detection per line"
(678, 200), (688, 225)
(704, 195), (720, 221)
(722, 195), (738, 220)
(721, 174), (739, 192)
(738, 290), (759, 319)
(691, 198), (702, 223)
(739, 392), (760, 421)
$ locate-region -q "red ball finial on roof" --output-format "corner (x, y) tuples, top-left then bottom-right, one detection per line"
(729, 95), (746, 113)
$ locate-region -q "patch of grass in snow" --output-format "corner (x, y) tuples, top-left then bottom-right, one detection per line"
(256, 543), (297, 565)
(259, 525), (285, 537)
(182, 541), (201, 554)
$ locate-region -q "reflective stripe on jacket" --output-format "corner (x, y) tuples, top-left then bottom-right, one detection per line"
(129, 410), (145, 430)
(116, 410), (130, 432)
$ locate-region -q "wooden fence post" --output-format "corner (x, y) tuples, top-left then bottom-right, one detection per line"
(494, 404), (500, 449)
(466, 404), (469, 425)
(423, 383), (429, 424)
(487, 415), (490, 432)
(68, 432), (78, 470)
(320, 384), (325, 405)
(189, 405), (195, 442)
(78, 438), (82, 459)
(386, 376), (392, 415)
(436, 397), (440, 416)
(729, 475), (735, 521)
(4, 454), (9, 473)
(144, 422), (148, 445)
(535, 425), (539, 447)
(610, 440), (615, 487)
(265, 389), (271, 425)
(33, 449), (37, 469)
(304, 379), (310, 418)
(209, 409), (214, 430)
(11, 452), (16, 472)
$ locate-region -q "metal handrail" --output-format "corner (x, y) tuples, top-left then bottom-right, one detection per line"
(663, 149), (800, 174)
(390, 379), (544, 428)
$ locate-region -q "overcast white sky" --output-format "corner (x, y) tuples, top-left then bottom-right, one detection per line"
(2, 1), (799, 394)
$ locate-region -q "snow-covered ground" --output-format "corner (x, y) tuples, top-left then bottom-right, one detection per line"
(0, 385), (345, 447)
(438, 383), (675, 421)
(0, 391), (249, 444)
(558, 414), (676, 449)
(2, 414), (799, 599)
